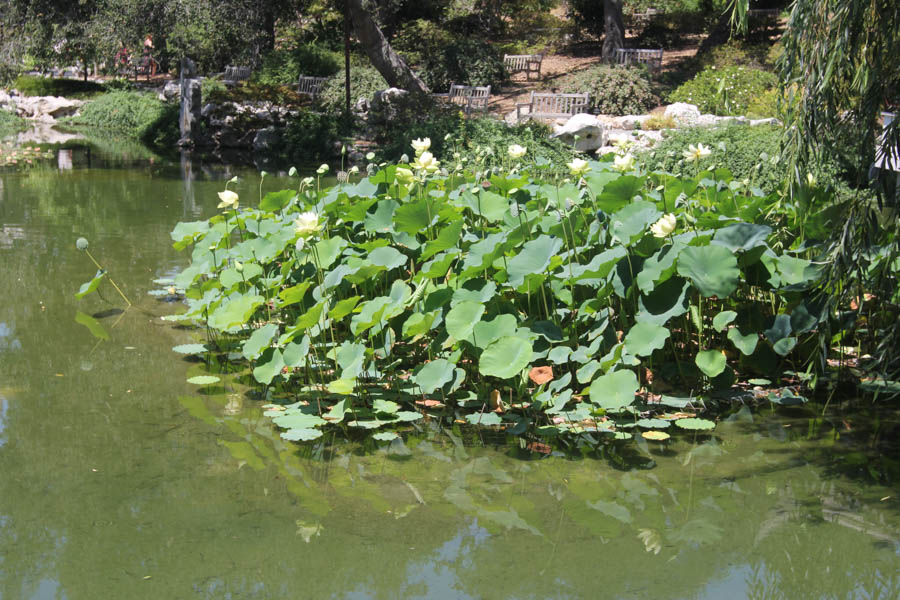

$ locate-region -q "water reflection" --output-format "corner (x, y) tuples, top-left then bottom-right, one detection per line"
(0, 146), (897, 599)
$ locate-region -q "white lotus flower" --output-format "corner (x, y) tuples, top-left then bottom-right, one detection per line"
(613, 153), (635, 172)
(411, 137), (431, 156)
(567, 158), (590, 177)
(650, 213), (677, 238)
(294, 211), (320, 238)
(682, 143), (712, 162)
(217, 190), (239, 209)
(412, 151), (439, 174)
(507, 144), (527, 159)
(316, 164), (329, 175)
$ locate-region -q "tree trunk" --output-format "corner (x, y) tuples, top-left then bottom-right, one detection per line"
(602, 0), (625, 60)
(346, 0), (428, 94)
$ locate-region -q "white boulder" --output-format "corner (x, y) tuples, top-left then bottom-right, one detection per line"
(664, 102), (701, 127)
(552, 113), (606, 152)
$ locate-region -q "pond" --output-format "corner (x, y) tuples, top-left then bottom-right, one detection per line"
(0, 143), (898, 599)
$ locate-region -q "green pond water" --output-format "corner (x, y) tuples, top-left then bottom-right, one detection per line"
(0, 145), (898, 599)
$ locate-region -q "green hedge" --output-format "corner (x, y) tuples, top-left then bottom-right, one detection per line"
(667, 66), (779, 117)
(66, 91), (178, 148)
(13, 75), (105, 98)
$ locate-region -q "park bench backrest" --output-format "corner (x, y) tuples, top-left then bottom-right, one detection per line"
(448, 84), (491, 114)
(503, 54), (543, 80)
(516, 92), (590, 122)
(614, 48), (663, 72)
(297, 75), (329, 97)
(224, 65), (252, 82)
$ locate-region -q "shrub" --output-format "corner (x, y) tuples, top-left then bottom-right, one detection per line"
(279, 110), (344, 161)
(201, 77), (227, 99)
(368, 93), (461, 161)
(317, 65), (386, 113)
(206, 82), (308, 108)
(419, 39), (507, 91)
(13, 75), (105, 98)
(668, 66), (779, 116)
(640, 124), (842, 194)
(555, 65), (656, 116)
(698, 40), (777, 70)
(0, 109), (26, 137)
(66, 91), (178, 148)
(257, 43), (342, 86)
(642, 113), (676, 130)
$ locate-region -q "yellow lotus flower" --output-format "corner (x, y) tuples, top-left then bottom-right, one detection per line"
(395, 166), (415, 185)
(411, 137), (431, 156)
(294, 211), (320, 238)
(507, 144), (527, 159)
(412, 151), (439, 174)
(650, 213), (677, 238)
(682, 143), (712, 162)
(217, 190), (239, 209)
(567, 157), (590, 177)
(613, 153), (635, 172)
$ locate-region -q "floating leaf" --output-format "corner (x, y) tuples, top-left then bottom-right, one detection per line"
(636, 418), (670, 429)
(281, 428), (323, 441)
(187, 375), (220, 385)
(675, 418), (716, 430)
(641, 430), (671, 441)
(172, 343), (208, 355)
(75, 310), (109, 340)
(373, 431), (399, 441)
(465, 412), (503, 426)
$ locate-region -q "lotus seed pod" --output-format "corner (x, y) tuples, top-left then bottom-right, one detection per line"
(510, 202), (519, 218)
(565, 198), (574, 211)
(76, 237), (89, 251)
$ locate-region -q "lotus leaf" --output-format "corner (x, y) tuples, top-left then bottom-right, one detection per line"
(312, 237), (346, 270)
(281, 428), (323, 441)
(242, 323), (278, 360)
(677, 245), (740, 298)
(712, 310), (737, 332)
(624, 322), (670, 357)
(75, 311), (109, 340)
(727, 328), (758, 355)
(253, 348), (285, 384)
(471, 314), (517, 349)
(368, 246), (407, 270)
(187, 375), (220, 385)
(479, 336), (533, 379)
(695, 350), (727, 378)
(610, 201), (661, 247)
(421, 218), (463, 261)
(413, 359), (455, 394)
(465, 412), (502, 426)
(75, 270), (106, 299)
(329, 296), (361, 321)
(636, 418), (671, 429)
(208, 294), (264, 331)
(675, 418), (716, 430)
(641, 430), (670, 441)
(506, 235), (563, 288)
(712, 223), (771, 252)
(373, 431), (399, 441)
(260, 189), (295, 212)
(172, 343), (208, 355)
(589, 369), (638, 410)
(445, 301), (485, 342)
(364, 199), (398, 233)
(393, 199), (432, 235)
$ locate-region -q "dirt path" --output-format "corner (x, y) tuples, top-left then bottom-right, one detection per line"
(488, 43), (700, 119)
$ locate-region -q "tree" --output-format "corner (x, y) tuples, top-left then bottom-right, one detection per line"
(602, 0), (626, 60)
(346, 0), (428, 93)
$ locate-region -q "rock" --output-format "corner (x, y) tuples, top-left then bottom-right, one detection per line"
(610, 114), (651, 130)
(200, 103), (218, 118)
(695, 114), (718, 127)
(253, 128), (280, 151)
(749, 118), (780, 127)
(664, 102), (701, 127)
(13, 96), (84, 122)
(162, 81), (181, 100)
(551, 113), (606, 152)
(254, 109), (272, 123)
(369, 87), (408, 120)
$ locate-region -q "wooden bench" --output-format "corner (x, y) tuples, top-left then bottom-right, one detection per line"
(434, 84), (491, 115)
(747, 8), (780, 18)
(503, 54), (543, 81)
(614, 48), (663, 72)
(516, 92), (590, 122)
(297, 75), (329, 97)
(223, 65), (252, 85)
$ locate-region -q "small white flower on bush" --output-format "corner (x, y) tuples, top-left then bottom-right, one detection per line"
(294, 211), (320, 238)
(682, 143), (711, 162)
(412, 151), (440, 174)
(217, 190), (239, 209)
(411, 137), (431, 156)
(650, 213), (677, 238)
(507, 144), (527, 159)
(567, 158), (590, 177)
(613, 154), (636, 172)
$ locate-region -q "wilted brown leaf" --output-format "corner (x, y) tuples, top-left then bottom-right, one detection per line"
(529, 366), (554, 385)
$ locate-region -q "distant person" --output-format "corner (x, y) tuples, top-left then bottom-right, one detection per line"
(143, 34), (156, 76)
